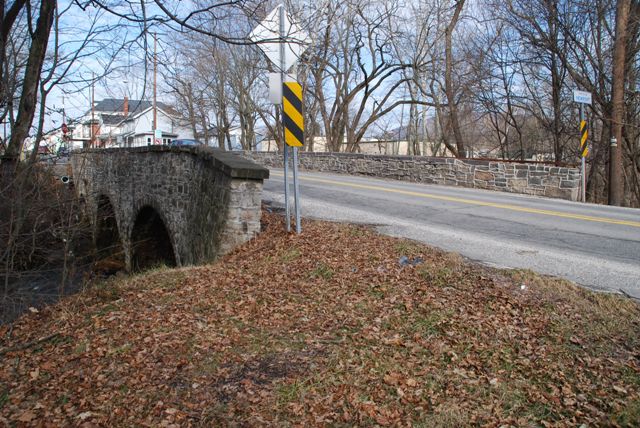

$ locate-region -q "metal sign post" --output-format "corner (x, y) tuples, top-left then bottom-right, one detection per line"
(573, 90), (591, 203)
(579, 105), (587, 203)
(282, 80), (304, 233)
(279, 5), (291, 232)
(293, 146), (301, 234)
(283, 131), (291, 231)
(251, 4), (309, 233)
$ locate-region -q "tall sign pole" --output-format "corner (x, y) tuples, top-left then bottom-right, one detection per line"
(279, 5), (291, 232)
(292, 119), (301, 234)
(250, 4), (310, 234)
(573, 90), (592, 203)
(579, 105), (588, 203)
(283, 80), (304, 233)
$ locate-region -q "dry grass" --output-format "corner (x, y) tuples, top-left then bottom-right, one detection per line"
(0, 211), (639, 427)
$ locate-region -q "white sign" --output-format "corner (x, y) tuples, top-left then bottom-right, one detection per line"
(268, 73), (282, 104)
(268, 73), (297, 104)
(154, 129), (162, 145)
(249, 5), (310, 73)
(573, 90), (592, 105)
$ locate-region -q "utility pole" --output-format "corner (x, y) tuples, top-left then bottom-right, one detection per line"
(62, 95), (66, 149)
(153, 32), (157, 143)
(91, 73), (95, 148)
(609, 0), (630, 206)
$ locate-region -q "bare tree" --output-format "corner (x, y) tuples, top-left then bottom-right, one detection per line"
(1, 0), (55, 170)
(443, 0), (466, 157)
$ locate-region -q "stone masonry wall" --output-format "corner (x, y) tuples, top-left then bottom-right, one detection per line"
(245, 152), (580, 201)
(72, 146), (268, 269)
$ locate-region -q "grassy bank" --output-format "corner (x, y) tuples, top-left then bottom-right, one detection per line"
(1, 211), (639, 426)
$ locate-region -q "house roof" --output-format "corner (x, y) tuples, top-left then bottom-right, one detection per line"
(123, 104), (185, 123)
(92, 98), (174, 114)
(101, 114), (125, 125)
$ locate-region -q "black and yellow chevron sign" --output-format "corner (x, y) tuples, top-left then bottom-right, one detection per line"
(580, 119), (589, 158)
(283, 81), (304, 147)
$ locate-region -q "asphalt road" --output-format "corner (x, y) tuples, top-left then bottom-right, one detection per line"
(263, 169), (640, 298)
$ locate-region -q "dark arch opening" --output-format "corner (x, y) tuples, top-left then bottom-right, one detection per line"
(95, 196), (124, 266)
(131, 206), (176, 271)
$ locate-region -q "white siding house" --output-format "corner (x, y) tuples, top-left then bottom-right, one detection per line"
(118, 106), (193, 147)
(70, 98), (194, 149)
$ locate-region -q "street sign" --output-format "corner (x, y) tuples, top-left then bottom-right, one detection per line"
(283, 81), (304, 147)
(573, 90), (592, 105)
(154, 129), (162, 145)
(249, 5), (310, 73)
(575, 91), (591, 203)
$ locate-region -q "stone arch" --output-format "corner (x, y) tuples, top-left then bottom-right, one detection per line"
(95, 195), (124, 264)
(130, 205), (177, 271)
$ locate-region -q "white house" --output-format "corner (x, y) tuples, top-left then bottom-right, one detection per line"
(70, 98), (194, 149)
(118, 105), (193, 147)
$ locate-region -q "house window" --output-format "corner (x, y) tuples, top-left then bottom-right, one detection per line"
(147, 137), (151, 143)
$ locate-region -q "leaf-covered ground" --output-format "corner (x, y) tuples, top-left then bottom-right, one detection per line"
(1, 210), (639, 427)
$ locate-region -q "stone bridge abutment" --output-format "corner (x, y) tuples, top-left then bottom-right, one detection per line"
(71, 146), (269, 271)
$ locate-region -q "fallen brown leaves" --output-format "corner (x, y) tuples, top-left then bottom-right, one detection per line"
(1, 210), (639, 427)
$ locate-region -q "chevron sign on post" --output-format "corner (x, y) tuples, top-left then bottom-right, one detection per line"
(250, 5), (310, 233)
(573, 90), (592, 203)
(282, 81), (304, 147)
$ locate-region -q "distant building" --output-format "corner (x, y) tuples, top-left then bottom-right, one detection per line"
(195, 126), (244, 150)
(22, 124), (72, 160)
(70, 97), (194, 149)
(117, 103), (194, 147)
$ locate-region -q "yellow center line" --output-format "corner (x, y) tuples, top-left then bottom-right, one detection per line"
(271, 172), (640, 228)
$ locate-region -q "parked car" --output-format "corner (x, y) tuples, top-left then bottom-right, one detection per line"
(170, 139), (204, 147)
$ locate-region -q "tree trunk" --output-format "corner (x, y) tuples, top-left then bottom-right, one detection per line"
(609, 0), (630, 206)
(444, 0), (466, 158)
(2, 0), (55, 169)
(550, 55), (563, 164)
(185, 83), (198, 142)
(0, 0), (27, 111)
(547, 0), (564, 165)
(28, 84), (49, 165)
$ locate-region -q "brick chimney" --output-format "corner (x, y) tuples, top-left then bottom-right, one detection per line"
(123, 96), (129, 116)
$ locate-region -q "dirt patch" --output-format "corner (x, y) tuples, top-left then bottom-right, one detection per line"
(210, 350), (322, 403)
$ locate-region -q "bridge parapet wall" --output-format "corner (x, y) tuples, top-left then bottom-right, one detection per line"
(71, 146), (268, 269)
(246, 152), (580, 201)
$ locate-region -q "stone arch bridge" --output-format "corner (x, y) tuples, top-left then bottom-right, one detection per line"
(71, 146), (269, 271)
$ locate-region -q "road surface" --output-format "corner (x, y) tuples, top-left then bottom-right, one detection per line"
(263, 169), (640, 298)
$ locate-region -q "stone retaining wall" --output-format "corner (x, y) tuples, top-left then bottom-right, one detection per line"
(245, 151), (580, 201)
